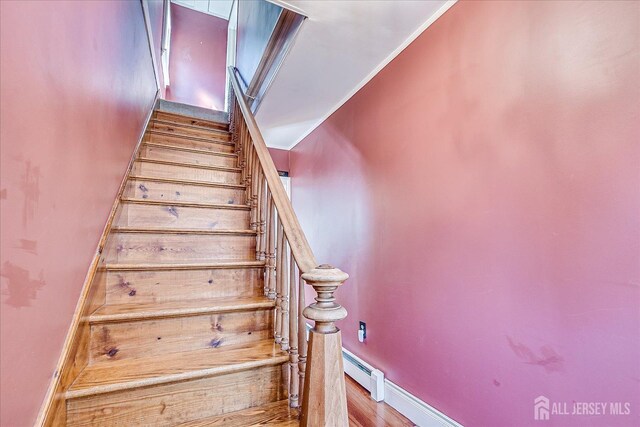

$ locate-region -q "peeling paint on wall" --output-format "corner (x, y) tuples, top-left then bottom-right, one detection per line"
(19, 161), (40, 228)
(14, 239), (38, 255)
(507, 336), (565, 374)
(0, 262), (46, 307)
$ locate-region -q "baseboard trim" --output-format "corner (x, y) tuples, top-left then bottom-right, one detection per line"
(34, 89), (160, 426)
(384, 379), (463, 427)
(342, 348), (463, 427)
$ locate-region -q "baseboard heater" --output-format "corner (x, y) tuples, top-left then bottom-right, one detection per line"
(342, 347), (385, 401)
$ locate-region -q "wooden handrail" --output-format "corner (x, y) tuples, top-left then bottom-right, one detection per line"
(228, 66), (317, 273)
(229, 65), (349, 426)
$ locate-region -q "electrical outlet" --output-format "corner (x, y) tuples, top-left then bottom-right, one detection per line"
(359, 321), (366, 341)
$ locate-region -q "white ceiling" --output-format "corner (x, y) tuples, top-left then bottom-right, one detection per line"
(172, 0), (233, 20)
(256, 0), (456, 149)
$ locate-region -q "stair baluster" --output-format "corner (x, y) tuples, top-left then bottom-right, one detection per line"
(281, 240), (290, 352)
(266, 198), (276, 299)
(298, 272), (307, 407)
(258, 170), (267, 261)
(275, 218), (284, 345)
(288, 256), (299, 408)
(252, 150), (260, 239)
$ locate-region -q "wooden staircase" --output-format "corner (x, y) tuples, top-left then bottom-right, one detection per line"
(62, 111), (298, 425)
(41, 69), (350, 426)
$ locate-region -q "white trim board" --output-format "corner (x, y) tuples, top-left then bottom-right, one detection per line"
(280, 176), (291, 200)
(342, 348), (463, 427)
(284, 0), (457, 150)
(172, 0), (233, 20)
(141, 0), (162, 92)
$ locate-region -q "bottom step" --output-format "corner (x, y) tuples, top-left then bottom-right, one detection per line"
(66, 341), (288, 426)
(67, 364), (287, 426)
(178, 400), (299, 426)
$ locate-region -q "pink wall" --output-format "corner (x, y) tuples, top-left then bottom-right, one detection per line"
(268, 147), (290, 173)
(291, 1), (639, 426)
(0, 1), (157, 425)
(166, 4), (227, 110)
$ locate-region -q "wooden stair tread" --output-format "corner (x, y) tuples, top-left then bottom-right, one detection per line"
(131, 164), (241, 185)
(152, 118), (230, 135)
(110, 227), (256, 235)
(119, 198), (250, 210)
(154, 110), (229, 129)
(129, 175), (246, 189)
(143, 141), (238, 157)
(177, 400), (299, 426)
(67, 340), (288, 399)
(102, 260), (265, 271)
(147, 129), (234, 146)
(136, 157), (242, 173)
(89, 296), (275, 323)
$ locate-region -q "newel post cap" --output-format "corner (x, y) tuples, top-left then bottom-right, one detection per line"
(301, 264), (349, 284)
(302, 264), (349, 333)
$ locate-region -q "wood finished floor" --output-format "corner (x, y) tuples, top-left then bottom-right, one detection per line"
(346, 375), (414, 427)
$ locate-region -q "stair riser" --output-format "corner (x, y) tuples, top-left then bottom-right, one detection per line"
(154, 111), (229, 131)
(105, 268), (265, 305)
(147, 134), (235, 153)
(103, 233), (256, 263)
(89, 309), (273, 362)
(193, 400), (298, 426)
(114, 203), (250, 230)
(139, 144), (237, 168)
(66, 364), (285, 426)
(150, 121), (231, 141)
(123, 179), (246, 205)
(132, 161), (241, 185)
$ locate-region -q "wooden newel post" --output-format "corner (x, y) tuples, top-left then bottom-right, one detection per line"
(300, 264), (349, 427)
